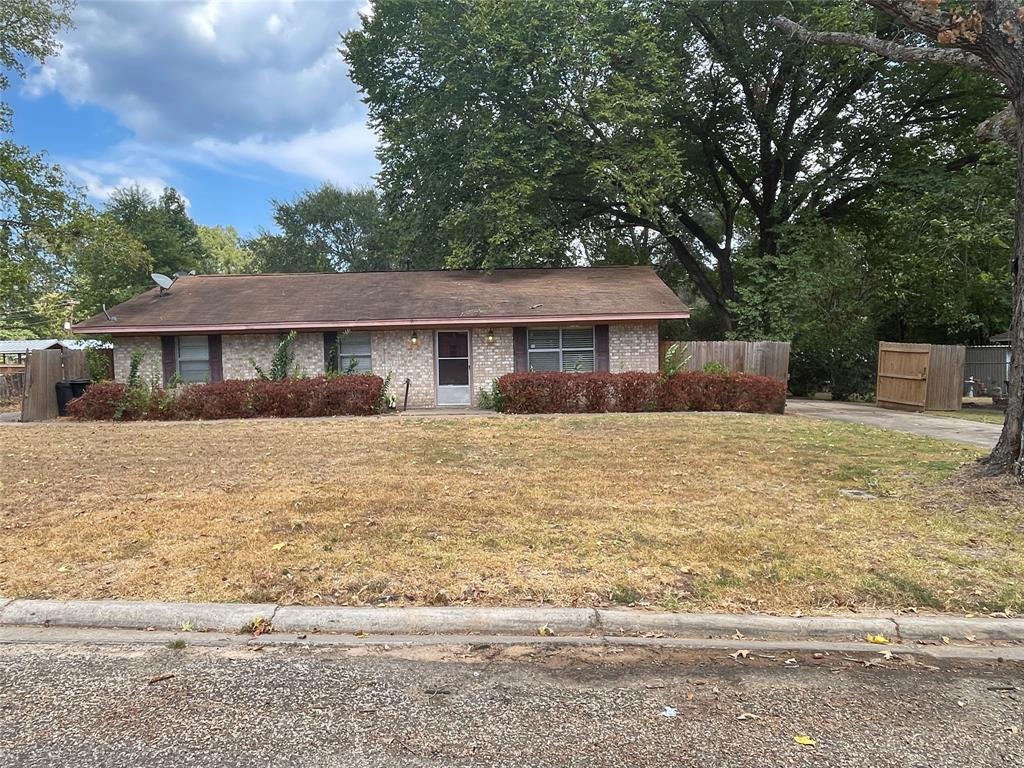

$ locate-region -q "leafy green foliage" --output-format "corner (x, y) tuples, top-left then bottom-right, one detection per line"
(343, 0), (1000, 330)
(252, 331), (297, 381)
(105, 186), (209, 278)
(0, 0), (73, 133)
(197, 225), (254, 274)
(476, 378), (506, 411)
(85, 346), (112, 382)
(247, 186), (392, 272)
(702, 361), (729, 374)
(661, 342), (690, 377)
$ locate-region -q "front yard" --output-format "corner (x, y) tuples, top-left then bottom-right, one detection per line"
(1, 413), (1021, 614)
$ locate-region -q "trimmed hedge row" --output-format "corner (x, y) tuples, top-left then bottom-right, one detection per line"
(497, 371), (786, 414)
(67, 376), (385, 421)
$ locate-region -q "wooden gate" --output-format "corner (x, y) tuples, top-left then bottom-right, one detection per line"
(876, 342), (964, 412)
(20, 349), (88, 422)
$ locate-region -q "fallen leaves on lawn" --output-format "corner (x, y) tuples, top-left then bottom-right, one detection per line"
(794, 735), (817, 747)
(866, 633), (890, 644)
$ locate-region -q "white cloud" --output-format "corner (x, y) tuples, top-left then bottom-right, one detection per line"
(25, 0), (381, 205)
(192, 121), (378, 183)
(65, 164), (183, 206)
(27, 0), (369, 143)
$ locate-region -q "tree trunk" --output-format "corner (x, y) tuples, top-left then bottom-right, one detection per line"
(666, 234), (734, 333)
(985, 92), (1024, 477)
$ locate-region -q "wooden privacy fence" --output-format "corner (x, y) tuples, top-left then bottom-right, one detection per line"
(876, 342), (964, 412)
(659, 340), (791, 382)
(20, 348), (88, 422)
(0, 364), (25, 402)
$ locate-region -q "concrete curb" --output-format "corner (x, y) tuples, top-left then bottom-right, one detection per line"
(0, 599), (1020, 644)
(273, 606), (596, 636)
(896, 615), (1023, 643)
(0, 599), (275, 633)
(596, 610), (898, 640)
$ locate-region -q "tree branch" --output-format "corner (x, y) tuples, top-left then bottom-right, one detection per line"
(772, 16), (994, 75)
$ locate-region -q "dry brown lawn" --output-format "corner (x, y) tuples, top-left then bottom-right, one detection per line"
(2, 412), (1021, 614)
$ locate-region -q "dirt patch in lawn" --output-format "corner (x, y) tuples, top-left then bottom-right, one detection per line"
(1, 413), (1021, 614)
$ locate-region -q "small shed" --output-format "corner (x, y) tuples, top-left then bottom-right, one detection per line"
(876, 341), (965, 412)
(0, 338), (66, 365)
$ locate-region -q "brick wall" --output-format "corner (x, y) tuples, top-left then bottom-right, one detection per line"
(113, 332), (326, 384)
(113, 336), (163, 385)
(113, 323), (660, 399)
(221, 333), (324, 380)
(370, 330), (437, 408)
(608, 321), (660, 372)
(471, 326), (514, 398)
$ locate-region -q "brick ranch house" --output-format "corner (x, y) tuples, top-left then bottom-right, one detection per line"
(73, 266), (690, 408)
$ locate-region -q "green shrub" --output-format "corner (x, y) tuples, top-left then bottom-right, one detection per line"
(85, 347), (112, 382)
(702, 361), (729, 374)
(477, 378), (506, 411)
(662, 342), (691, 377)
(252, 330), (297, 380)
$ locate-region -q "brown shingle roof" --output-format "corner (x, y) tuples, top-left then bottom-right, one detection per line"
(74, 266), (689, 335)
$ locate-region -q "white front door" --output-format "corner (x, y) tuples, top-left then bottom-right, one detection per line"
(436, 331), (471, 406)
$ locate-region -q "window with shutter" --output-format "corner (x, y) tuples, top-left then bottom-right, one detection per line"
(338, 331), (372, 373)
(527, 327), (595, 373)
(177, 336), (211, 383)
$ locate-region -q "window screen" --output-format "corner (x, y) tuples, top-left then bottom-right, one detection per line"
(338, 331), (372, 373)
(177, 336), (210, 383)
(527, 327), (595, 373)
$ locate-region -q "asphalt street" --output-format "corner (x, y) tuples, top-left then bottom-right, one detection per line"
(1, 638), (1022, 767)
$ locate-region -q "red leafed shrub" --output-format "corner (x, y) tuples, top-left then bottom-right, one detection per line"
(659, 371), (786, 414)
(498, 372), (661, 414)
(497, 371), (784, 414)
(67, 376), (385, 421)
(66, 382), (126, 420)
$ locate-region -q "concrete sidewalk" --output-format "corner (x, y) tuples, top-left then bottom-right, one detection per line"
(786, 399), (1002, 448)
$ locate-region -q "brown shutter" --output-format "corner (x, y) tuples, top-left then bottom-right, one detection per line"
(161, 336), (176, 385)
(208, 335), (223, 382)
(513, 327), (528, 372)
(323, 331), (337, 373)
(595, 325), (610, 372)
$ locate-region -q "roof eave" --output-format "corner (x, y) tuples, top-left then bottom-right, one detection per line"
(73, 311), (690, 336)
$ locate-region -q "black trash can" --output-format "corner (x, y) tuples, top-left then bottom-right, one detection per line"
(69, 378), (91, 399)
(55, 381), (75, 416)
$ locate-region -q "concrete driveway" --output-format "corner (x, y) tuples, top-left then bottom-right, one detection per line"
(787, 400), (1001, 449)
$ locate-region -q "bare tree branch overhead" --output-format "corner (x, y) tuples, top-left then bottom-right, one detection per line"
(772, 16), (994, 74)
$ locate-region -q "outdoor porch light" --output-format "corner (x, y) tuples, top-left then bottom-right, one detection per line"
(485, 328), (495, 343)
(410, 330), (419, 346)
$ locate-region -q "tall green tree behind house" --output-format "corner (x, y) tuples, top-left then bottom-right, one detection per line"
(198, 225), (254, 273)
(248, 185), (393, 272)
(343, 0), (1001, 332)
(105, 186), (209, 279)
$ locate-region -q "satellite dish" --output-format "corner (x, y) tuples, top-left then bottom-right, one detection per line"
(151, 273), (175, 296)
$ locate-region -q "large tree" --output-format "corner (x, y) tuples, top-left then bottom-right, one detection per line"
(0, 0), (77, 338)
(344, 0), (999, 331)
(104, 186), (209, 279)
(248, 185), (392, 272)
(774, 1), (1024, 478)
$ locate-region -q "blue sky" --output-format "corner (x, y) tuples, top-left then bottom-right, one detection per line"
(13, 0), (378, 237)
